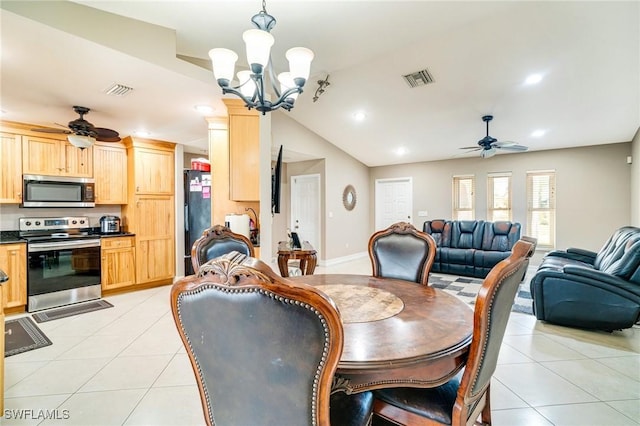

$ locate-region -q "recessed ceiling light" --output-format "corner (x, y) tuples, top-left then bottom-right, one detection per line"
(194, 105), (214, 115)
(524, 73), (543, 85)
(353, 111), (366, 121)
(531, 129), (546, 138)
(135, 130), (151, 137)
(395, 147), (408, 156)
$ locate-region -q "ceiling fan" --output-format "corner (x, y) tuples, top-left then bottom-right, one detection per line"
(31, 106), (121, 148)
(460, 115), (528, 158)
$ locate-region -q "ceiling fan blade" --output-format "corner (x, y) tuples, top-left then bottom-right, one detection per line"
(480, 148), (497, 158)
(498, 144), (529, 152)
(492, 140), (517, 148)
(31, 127), (72, 134)
(95, 128), (121, 142)
(459, 146), (481, 150)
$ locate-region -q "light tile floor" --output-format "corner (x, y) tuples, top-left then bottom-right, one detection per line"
(3, 256), (639, 425)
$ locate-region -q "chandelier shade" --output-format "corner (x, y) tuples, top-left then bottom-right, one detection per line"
(209, 0), (314, 114)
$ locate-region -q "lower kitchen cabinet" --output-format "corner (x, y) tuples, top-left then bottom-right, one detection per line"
(0, 243), (27, 312)
(101, 237), (136, 291)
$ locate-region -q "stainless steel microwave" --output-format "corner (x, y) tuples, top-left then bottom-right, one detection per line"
(22, 175), (95, 208)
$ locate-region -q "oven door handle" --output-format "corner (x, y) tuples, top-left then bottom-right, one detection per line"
(28, 239), (101, 252)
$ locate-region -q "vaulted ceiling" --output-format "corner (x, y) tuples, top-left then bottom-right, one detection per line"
(1, 1), (638, 166)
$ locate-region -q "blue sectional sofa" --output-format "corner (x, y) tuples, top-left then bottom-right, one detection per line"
(422, 220), (522, 278)
(530, 226), (640, 331)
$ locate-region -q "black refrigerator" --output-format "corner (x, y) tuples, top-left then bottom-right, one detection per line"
(184, 170), (212, 275)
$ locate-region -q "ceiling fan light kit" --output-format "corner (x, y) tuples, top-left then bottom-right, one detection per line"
(209, 0), (314, 114)
(460, 115), (529, 158)
(67, 134), (96, 149)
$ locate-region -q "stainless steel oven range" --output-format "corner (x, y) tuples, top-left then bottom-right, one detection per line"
(19, 216), (101, 312)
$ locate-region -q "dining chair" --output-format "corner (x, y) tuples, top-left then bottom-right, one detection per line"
(171, 251), (374, 426)
(190, 224), (254, 272)
(371, 239), (535, 426)
(368, 221), (437, 285)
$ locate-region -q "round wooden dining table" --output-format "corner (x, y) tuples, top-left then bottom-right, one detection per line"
(288, 274), (474, 394)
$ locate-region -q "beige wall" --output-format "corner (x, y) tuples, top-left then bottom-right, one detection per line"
(631, 127), (640, 226)
(370, 143), (632, 253)
(271, 113), (370, 262)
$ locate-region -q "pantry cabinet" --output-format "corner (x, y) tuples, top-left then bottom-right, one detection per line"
(122, 137), (175, 286)
(93, 143), (128, 204)
(101, 236), (136, 290)
(0, 132), (23, 203)
(0, 243), (27, 312)
(22, 135), (93, 177)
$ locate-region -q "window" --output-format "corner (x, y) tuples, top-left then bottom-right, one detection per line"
(527, 171), (556, 249)
(452, 175), (475, 220)
(487, 172), (512, 221)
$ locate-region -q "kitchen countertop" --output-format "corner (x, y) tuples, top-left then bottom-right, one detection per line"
(0, 231), (23, 244)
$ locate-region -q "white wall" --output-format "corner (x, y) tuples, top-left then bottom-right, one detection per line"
(370, 143), (632, 253)
(630, 127), (640, 226)
(271, 113), (370, 262)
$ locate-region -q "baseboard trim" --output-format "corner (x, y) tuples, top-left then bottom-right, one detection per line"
(318, 251), (368, 267)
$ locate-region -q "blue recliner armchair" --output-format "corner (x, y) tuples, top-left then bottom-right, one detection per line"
(530, 226), (640, 331)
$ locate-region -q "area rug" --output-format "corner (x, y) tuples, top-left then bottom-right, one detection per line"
(429, 273), (533, 315)
(32, 300), (114, 323)
(5, 317), (52, 357)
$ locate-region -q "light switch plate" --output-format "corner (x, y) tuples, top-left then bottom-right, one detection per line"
(418, 210), (428, 217)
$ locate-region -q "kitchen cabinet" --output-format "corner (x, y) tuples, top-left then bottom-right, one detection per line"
(122, 137), (175, 286)
(225, 99), (260, 201)
(0, 243), (27, 311)
(0, 131), (23, 203)
(22, 135), (93, 177)
(130, 144), (174, 194)
(101, 236), (136, 290)
(93, 143), (128, 204)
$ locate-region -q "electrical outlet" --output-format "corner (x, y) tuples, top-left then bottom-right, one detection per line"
(418, 210), (428, 217)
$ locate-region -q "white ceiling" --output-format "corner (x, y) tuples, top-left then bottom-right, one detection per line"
(1, 1), (638, 166)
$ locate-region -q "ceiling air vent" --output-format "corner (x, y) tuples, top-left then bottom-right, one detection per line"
(402, 69), (435, 88)
(103, 83), (134, 97)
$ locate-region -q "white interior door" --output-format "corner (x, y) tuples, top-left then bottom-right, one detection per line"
(290, 174), (321, 253)
(375, 177), (413, 230)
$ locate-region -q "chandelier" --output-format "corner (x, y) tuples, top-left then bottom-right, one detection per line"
(208, 0), (314, 114)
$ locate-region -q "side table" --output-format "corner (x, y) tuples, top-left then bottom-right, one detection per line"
(277, 241), (317, 277)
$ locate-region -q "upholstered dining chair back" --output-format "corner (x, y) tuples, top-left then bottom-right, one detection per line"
(191, 224), (254, 273)
(171, 252), (343, 426)
(368, 222), (437, 285)
(453, 239), (532, 424)
(372, 239), (534, 425)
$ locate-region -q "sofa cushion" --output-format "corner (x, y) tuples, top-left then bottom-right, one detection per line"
(481, 221), (521, 252)
(600, 238), (640, 282)
(423, 220), (450, 247)
(450, 220), (484, 249)
(595, 226), (640, 270)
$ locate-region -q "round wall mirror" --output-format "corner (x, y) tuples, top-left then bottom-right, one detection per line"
(343, 185), (357, 211)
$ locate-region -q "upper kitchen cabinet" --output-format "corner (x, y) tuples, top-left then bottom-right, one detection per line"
(123, 136), (175, 194)
(0, 132), (23, 203)
(93, 143), (128, 204)
(22, 135), (93, 177)
(224, 99), (260, 201)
